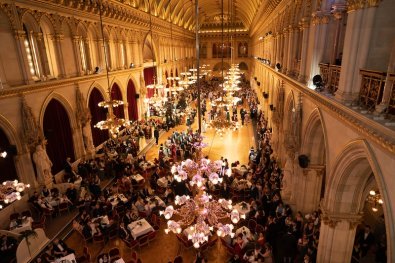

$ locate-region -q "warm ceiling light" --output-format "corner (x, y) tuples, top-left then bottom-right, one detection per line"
(369, 190), (376, 196)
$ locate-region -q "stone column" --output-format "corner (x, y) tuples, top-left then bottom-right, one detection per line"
(54, 34), (67, 78)
(84, 38), (93, 73)
(305, 12), (330, 88)
(138, 40), (144, 67)
(330, 4), (347, 64)
(295, 165), (325, 213)
(72, 36), (83, 76)
(335, 3), (379, 103)
(376, 40), (395, 113)
(297, 18), (310, 83)
(286, 27), (295, 75)
(14, 30), (34, 84)
(282, 29), (289, 73)
(317, 212), (362, 263)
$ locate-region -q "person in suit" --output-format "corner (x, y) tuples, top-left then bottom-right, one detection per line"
(119, 222), (131, 240)
(154, 127), (160, 145)
(359, 225), (374, 257)
(52, 238), (74, 257)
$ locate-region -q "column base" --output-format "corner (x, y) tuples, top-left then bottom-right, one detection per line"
(334, 90), (359, 105)
(374, 103), (387, 115)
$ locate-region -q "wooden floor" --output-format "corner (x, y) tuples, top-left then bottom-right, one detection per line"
(64, 115), (256, 263)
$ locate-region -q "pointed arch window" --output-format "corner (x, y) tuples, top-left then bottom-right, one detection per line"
(79, 37), (88, 72)
(23, 24), (40, 79)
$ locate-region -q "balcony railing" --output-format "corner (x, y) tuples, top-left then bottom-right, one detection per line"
(388, 73), (395, 115)
(358, 69), (386, 112)
(318, 63), (341, 94)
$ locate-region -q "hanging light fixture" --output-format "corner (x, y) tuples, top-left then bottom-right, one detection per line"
(94, 1), (125, 137)
(160, 157), (243, 248)
(367, 189), (384, 212)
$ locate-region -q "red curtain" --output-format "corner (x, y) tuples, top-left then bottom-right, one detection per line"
(127, 80), (138, 121)
(0, 128), (18, 182)
(144, 67), (156, 98)
(89, 88), (109, 146)
(165, 71), (169, 88)
(111, 83), (125, 119)
(43, 99), (75, 174)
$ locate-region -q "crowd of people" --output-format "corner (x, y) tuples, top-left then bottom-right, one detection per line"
(11, 75), (386, 263)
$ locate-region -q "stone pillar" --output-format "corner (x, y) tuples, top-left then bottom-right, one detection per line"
(376, 40), (395, 113)
(317, 212), (362, 263)
(282, 29), (289, 73)
(335, 3), (378, 103)
(54, 34), (67, 78)
(296, 165), (325, 213)
(14, 30), (34, 84)
(297, 18), (310, 83)
(330, 4), (347, 65)
(72, 36), (83, 76)
(305, 12), (330, 88)
(286, 27), (295, 75)
(131, 40), (139, 66)
(84, 38), (93, 73)
(138, 40), (144, 67)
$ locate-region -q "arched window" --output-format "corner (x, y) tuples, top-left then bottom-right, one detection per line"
(79, 38), (88, 72)
(23, 24), (40, 80)
(120, 42), (126, 68)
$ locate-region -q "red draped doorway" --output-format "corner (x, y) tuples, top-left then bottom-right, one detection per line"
(111, 83), (125, 119)
(43, 99), (75, 174)
(144, 67), (156, 98)
(127, 80), (138, 121)
(89, 88), (109, 146)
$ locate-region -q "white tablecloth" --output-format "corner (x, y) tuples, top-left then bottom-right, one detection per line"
(10, 217), (33, 234)
(157, 177), (169, 188)
(131, 174), (144, 183)
(128, 218), (154, 240)
(147, 196), (166, 209)
(113, 259), (125, 263)
(234, 202), (251, 215)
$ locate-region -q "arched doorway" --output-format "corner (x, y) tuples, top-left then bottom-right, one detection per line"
(111, 83), (125, 119)
(89, 88), (109, 146)
(143, 67), (156, 98)
(127, 79), (138, 121)
(0, 128), (18, 182)
(318, 141), (391, 263)
(43, 99), (75, 174)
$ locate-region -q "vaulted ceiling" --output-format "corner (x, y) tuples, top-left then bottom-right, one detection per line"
(125, 0), (271, 32)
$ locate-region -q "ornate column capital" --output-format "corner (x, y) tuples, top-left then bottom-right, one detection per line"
(14, 30), (26, 40)
(321, 207), (363, 229)
(331, 3), (347, 20)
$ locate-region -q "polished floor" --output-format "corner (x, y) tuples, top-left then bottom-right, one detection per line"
(64, 113), (257, 263)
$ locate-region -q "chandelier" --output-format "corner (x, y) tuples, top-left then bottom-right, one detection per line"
(367, 190), (383, 212)
(160, 158), (244, 248)
(0, 180), (30, 210)
(94, 1), (125, 137)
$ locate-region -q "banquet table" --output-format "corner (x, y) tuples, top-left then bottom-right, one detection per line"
(113, 259), (126, 263)
(233, 166), (248, 176)
(9, 217), (33, 234)
(131, 174), (144, 183)
(157, 177), (169, 188)
(146, 196), (166, 209)
(128, 218), (154, 240)
(234, 202), (251, 215)
(54, 253), (76, 263)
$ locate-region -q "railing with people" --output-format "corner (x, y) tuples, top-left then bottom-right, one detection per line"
(358, 69), (386, 112)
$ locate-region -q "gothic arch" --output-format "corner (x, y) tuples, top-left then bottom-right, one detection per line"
(323, 139), (394, 262)
(301, 108), (328, 165)
(0, 114), (22, 155)
(110, 78), (125, 100)
(283, 90), (296, 127)
(87, 82), (109, 105)
(39, 92), (77, 130)
(142, 32), (158, 62)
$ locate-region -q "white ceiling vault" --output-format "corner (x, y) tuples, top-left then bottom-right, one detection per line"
(125, 0), (280, 32)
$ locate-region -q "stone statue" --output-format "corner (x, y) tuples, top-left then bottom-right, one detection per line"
(82, 124), (94, 154)
(32, 144), (53, 187)
(281, 157), (294, 201)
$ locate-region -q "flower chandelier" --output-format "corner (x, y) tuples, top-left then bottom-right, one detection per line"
(0, 180), (30, 210)
(160, 158), (244, 248)
(94, 2), (125, 137)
